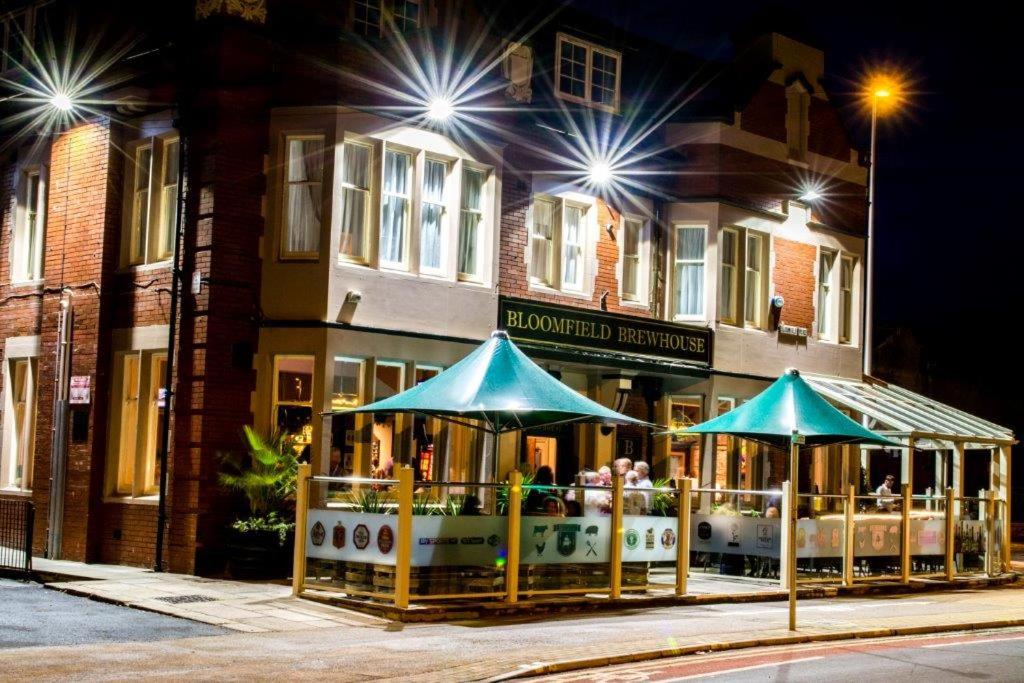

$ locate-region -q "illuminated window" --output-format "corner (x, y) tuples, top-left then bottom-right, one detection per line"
(281, 136), (325, 260)
(371, 361), (405, 478)
(12, 168), (45, 282)
(1, 358), (37, 491)
(561, 205), (585, 291)
(420, 158), (448, 274)
(555, 33), (621, 113)
(817, 249), (836, 339)
(380, 148), (412, 268)
(529, 197), (556, 285)
(621, 217), (642, 301)
(839, 255), (855, 344)
(528, 196), (591, 294)
(273, 355), (315, 454)
(330, 357), (364, 476)
(123, 136), (180, 266)
(744, 232), (764, 327)
(720, 228), (739, 324)
(673, 224), (707, 319)
(669, 397), (701, 480)
(107, 351), (166, 498)
(458, 167), (486, 281)
(339, 141), (372, 263)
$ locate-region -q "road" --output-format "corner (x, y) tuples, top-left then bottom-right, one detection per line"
(0, 578), (226, 648)
(537, 627), (1024, 681)
(1, 579), (1023, 680)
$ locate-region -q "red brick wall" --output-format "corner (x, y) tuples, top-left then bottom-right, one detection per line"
(498, 148), (656, 318)
(740, 82), (787, 142)
(772, 236), (816, 331)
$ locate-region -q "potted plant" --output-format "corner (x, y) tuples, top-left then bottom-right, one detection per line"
(219, 426), (299, 579)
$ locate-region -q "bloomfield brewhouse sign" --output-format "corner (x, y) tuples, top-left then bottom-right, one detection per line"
(499, 298), (711, 365)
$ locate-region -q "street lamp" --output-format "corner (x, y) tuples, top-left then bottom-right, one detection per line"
(50, 91), (74, 112)
(588, 160), (613, 185)
(427, 95), (454, 122)
(798, 188), (822, 203)
(862, 73), (901, 378)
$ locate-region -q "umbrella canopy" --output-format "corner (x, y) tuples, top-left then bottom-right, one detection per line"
(679, 369), (898, 449)
(332, 330), (648, 434)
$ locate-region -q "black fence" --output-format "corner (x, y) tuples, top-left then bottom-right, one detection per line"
(0, 498), (34, 574)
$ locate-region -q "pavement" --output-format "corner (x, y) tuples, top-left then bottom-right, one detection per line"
(3, 574), (1024, 681)
(0, 578), (225, 648)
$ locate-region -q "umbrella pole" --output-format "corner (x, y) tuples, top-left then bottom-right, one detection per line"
(788, 441), (799, 631)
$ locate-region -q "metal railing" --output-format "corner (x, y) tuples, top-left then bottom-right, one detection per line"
(291, 468), (1008, 608)
(0, 498), (34, 574)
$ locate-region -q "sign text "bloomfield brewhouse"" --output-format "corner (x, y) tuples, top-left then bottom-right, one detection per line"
(499, 298), (712, 365)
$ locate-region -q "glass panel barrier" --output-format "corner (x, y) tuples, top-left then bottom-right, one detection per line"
(850, 495), (902, 580)
(404, 481), (508, 601)
(795, 493), (846, 581)
(622, 485), (681, 594)
(909, 494), (947, 577)
(690, 488), (782, 581)
(954, 496), (986, 574)
(303, 475), (400, 600)
(517, 483), (613, 596)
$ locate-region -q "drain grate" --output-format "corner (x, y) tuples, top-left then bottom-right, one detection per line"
(154, 594), (218, 605)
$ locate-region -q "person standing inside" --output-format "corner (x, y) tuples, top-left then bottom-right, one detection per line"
(875, 474), (896, 512)
(633, 461), (654, 512)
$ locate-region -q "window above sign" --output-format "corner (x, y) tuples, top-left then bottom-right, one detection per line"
(555, 33), (621, 114)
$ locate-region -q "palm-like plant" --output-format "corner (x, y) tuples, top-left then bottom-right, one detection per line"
(219, 426), (299, 519)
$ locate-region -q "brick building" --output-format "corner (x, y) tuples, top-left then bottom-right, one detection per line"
(1, 0), (1008, 572)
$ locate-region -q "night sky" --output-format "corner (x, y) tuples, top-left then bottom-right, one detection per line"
(572, 0), (1023, 441)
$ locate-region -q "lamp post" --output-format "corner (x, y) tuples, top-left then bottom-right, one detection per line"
(863, 79), (895, 377)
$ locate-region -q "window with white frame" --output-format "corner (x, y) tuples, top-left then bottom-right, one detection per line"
(816, 249), (836, 339)
(529, 197), (556, 285)
(281, 135), (325, 260)
(420, 157), (447, 274)
(458, 167), (485, 280)
(1, 357), (36, 491)
(839, 255), (855, 344)
(744, 232), (765, 327)
(123, 136), (180, 267)
(720, 228), (739, 324)
(555, 34), (621, 113)
(673, 224), (706, 319)
(107, 350), (166, 498)
(620, 217), (642, 301)
(12, 167), (45, 282)
(560, 204), (586, 291)
(335, 139), (491, 280)
(352, 0), (383, 36)
(339, 140), (372, 262)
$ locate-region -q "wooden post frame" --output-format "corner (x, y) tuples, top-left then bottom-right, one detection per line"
(985, 489), (997, 577)
(505, 471), (523, 603)
(900, 483), (911, 584)
(291, 463), (311, 597)
(610, 472), (624, 599)
(787, 437), (800, 632)
(394, 466), (414, 608)
(945, 486), (955, 582)
(676, 478), (693, 596)
(843, 483), (855, 587)
(999, 444), (1012, 571)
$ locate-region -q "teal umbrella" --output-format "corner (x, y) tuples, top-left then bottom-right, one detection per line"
(674, 368), (896, 632)
(678, 368), (897, 449)
(334, 330), (649, 434)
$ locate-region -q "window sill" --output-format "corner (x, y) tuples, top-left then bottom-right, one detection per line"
(618, 298), (649, 310)
(528, 282), (591, 301)
(116, 260), (172, 275)
(102, 495), (159, 506)
(8, 278), (43, 289)
(672, 315), (708, 325)
(0, 487), (32, 497)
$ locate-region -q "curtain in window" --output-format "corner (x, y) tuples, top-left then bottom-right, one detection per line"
(421, 159), (446, 271)
(381, 150), (410, 266)
(340, 143), (370, 259)
(530, 199), (554, 282)
(285, 138), (324, 255)
(674, 227), (705, 317)
(817, 252), (835, 335)
(458, 169), (483, 277)
(744, 234), (762, 325)
(158, 140), (179, 260)
(622, 219), (640, 298)
(721, 230), (737, 321)
(562, 205), (584, 288)
(131, 146), (153, 264)
(116, 354), (141, 495)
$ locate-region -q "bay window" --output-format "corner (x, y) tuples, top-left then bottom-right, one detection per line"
(839, 255), (855, 344)
(817, 249), (836, 339)
(12, 167), (45, 283)
(420, 158), (447, 273)
(282, 135), (325, 259)
(555, 33), (621, 113)
(380, 148), (412, 268)
(621, 217), (642, 301)
(1, 358), (36, 491)
(720, 228), (739, 324)
(458, 167), (485, 280)
(339, 141), (371, 262)
(123, 136), (180, 267)
(107, 350), (166, 498)
(529, 197), (556, 285)
(526, 195), (593, 294)
(673, 224), (707, 319)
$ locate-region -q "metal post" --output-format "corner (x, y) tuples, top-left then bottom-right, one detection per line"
(676, 478), (692, 596)
(505, 470), (522, 603)
(900, 483), (911, 583)
(843, 483), (855, 587)
(944, 486), (955, 582)
(610, 472), (624, 599)
(394, 466), (414, 608)
(863, 98), (878, 377)
(291, 464), (311, 596)
(788, 440), (799, 631)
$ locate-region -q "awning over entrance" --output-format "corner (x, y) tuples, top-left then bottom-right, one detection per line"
(803, 374), (1015, 449)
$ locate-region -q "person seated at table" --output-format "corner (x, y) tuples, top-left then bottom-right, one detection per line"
(765, 505), (780, 518)
(875, 474), (897, 512)
(598, 466), (612, 486)
(613, 457), (633, 478)
(526, 465), (558, 513)
(623, 470), (646, 514)
(633, 461), (654, 509)
(542, 495), (566, 517)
